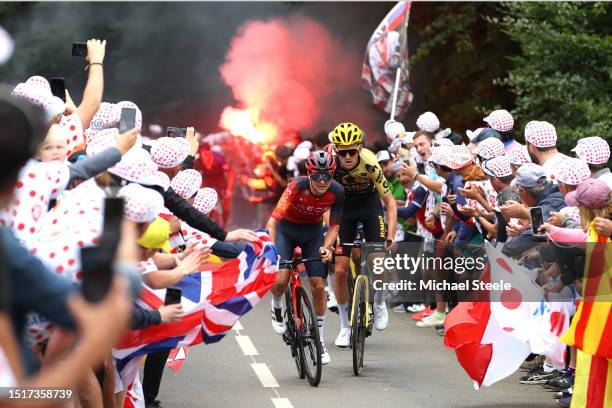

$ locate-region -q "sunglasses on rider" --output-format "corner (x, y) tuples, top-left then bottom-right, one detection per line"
(337, 148), (359, 157)
(309, 172), (333, 183)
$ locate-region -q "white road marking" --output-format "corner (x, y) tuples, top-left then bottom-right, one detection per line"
(235, 335), (259, 356)
(251, 363), (280, 388)
(271, 398), (294, 408)
(233, 316), (293, 407)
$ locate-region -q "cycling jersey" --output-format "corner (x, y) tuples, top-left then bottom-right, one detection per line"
(271, 176), (344, 226)
(333, 148), (390, 200)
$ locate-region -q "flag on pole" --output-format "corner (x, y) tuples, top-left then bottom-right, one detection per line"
(560, 223), (612, 407)
(361, 1), (413, 118)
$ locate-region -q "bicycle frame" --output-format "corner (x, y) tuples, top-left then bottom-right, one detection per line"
(289, 266), (304, 331)
(280, 257), (322, 332)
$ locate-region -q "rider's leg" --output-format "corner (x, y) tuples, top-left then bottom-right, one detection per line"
(333, 255), (351, 329)
(362, 209), (387, 307)
(271, 269), (290, 301)
(309, 276), (326, 339)
(271, 222), (295, 333)
(362, 202), (389, 330)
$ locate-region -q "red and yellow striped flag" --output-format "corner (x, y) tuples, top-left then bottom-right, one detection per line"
(570, 351), (612, 408)
(561, 222), (612, 407)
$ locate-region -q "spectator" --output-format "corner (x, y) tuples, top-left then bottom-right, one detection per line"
(501, 163), (566, 257)
(523, 121), (569, 183)
(572, 136), (612, 190)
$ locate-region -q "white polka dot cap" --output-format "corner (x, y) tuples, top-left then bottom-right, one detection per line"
(86, 128), (119, 157)
(193, 188), (218, 215)
(151, 171), (170, 191)
(446, 145), (475, 170)
(384, 119), (406, 140)
(416, 111), (440, 133)
(89, 102), (121, 131)
(12, 82), (65, 121)
(506, 146), (532, 165)
(25, 76), (52, 94)
(170, 169), (202, 199)
(150, 137), (190, 168)
(117, 183), (164, 223)
(483, 109), (514, 132)
(428, 145), (452, 167)
(108, 148), (160, 185)
(557, 157), (591, 186)
(476, 137), (505, 160)
(572, 136), (610, 165)
(524, 121), (557, 148)
(482, 156), (513, 178)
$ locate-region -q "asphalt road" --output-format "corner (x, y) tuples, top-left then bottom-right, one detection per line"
(157, 294), (558, 408)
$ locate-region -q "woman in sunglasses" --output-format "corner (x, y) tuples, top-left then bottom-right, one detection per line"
(266, 150), (344, 365)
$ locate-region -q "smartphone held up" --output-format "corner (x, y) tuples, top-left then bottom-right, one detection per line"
(166, 127), (187, 138)
(529, 206), (545, 236)
(79, 197), (125, 303)
(50, 77), (66, 102)
(72, 42), (87, 57)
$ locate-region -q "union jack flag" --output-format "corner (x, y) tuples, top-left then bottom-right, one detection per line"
(113, 231), (279, 406)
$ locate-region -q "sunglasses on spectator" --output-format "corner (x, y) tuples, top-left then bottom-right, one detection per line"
(310, 172), (333, 183)
(337, 149), (359, 157)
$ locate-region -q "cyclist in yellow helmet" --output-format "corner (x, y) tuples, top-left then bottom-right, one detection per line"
(329, 122), (397, 347)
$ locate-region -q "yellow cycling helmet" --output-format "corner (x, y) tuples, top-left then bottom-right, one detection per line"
(331, 122), (363, 146)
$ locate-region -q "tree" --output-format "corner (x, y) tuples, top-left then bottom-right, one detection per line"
(408, 2), (517, 134)
(501, 2), (612, 152)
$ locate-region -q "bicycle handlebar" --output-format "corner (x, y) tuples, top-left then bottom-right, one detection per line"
(339, 242), (362, 248)
(278, 257), (323, 269)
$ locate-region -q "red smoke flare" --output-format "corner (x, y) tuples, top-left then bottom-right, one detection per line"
(219, 15), (374, 145)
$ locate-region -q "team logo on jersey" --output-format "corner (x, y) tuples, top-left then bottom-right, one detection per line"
(365, 164), (377, 173)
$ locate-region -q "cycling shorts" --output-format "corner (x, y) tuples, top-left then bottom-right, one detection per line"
(338, 193), (386, 256)
(275, 219), (326, 278)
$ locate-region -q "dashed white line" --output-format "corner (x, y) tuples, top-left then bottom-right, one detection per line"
(235, 335), (259, 356)
(251, 363), (280, 388)
(271, 398), (294, 408)
(233, 321), (293, 408)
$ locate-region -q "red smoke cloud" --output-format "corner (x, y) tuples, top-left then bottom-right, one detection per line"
(219, 15), (375, 145)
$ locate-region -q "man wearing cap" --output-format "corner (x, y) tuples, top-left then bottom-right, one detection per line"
(501, 163), (566, 257)
(483, 109), (522, 153)
(572, 136), (612, 190)
(523, 121), (569, 183)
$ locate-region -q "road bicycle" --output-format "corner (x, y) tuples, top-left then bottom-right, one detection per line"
(279, 257), (324, 387)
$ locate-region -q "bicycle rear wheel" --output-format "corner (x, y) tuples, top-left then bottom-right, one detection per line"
(295, 286), (322, 386)
(285, 287), (304, 379)
(351, 275), (368, 376)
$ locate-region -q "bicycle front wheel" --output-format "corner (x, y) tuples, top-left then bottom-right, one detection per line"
(295, 286), (322, 386)
(285, 287), (304, 379)
(351, 275), (368, 376)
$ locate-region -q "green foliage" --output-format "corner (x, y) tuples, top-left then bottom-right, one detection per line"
(501, 2), (612, 152)
(409, 2), (517, 133)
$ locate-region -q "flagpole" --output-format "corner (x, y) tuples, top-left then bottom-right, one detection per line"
(390, 1), (410, 121)
(390, 68), (401, 121)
